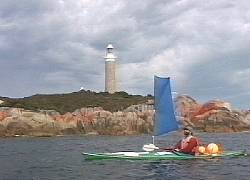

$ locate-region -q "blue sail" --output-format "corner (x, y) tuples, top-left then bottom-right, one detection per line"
(154, 76), (179, 136)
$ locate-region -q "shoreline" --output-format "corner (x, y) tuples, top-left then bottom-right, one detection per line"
(1, 130), (250, 139)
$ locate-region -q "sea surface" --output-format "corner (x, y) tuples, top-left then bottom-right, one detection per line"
(0, 132), (250, 180)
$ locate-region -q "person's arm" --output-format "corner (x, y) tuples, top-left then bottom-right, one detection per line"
(174, 140), (181, 149)
(179, 137), (198, 153)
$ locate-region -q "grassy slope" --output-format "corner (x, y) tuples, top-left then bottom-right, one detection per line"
(0, 90), (151, 114)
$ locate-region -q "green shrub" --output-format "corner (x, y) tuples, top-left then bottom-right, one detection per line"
(0, 90), (152, 114)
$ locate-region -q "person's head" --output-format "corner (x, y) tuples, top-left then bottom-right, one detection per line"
(183, 126), (193, 137)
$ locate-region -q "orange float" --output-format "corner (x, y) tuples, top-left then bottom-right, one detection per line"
(206, 143), (219, 154)
(198, 146), (206, 154)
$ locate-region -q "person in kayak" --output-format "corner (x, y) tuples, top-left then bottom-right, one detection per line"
(174, 126), (200, 155)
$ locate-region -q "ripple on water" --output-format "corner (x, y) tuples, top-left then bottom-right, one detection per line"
(0, 133), (250, 179)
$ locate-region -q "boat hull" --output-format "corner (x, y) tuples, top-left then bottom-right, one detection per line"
(82, 151), (247, 161)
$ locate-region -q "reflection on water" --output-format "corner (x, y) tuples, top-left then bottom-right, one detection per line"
(0, 133), (250, 180)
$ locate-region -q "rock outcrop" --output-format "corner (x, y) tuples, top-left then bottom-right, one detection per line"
(0, 100), (4, 105)
(176, 96), (250, 132)
(0, 105), (154, 137)
(0, 95), (249, 137)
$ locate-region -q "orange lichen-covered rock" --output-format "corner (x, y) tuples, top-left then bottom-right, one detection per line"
(191, 100), (232, 121)
(0, 111), (9, 121)
(194, 100), (231, 116)
(192, 109), (219, 121)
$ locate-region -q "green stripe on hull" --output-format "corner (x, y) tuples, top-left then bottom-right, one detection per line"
(82, 151), (248, 161)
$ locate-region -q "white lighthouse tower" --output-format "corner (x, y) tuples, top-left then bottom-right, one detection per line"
(104, 44), (117, 93)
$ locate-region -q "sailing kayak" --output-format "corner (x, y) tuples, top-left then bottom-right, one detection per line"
(83, 151), (248, 161)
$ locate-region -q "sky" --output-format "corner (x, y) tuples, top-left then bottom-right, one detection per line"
(0, 0), (250, 109)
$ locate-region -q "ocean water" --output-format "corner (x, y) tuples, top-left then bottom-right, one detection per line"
(0, 132), (250, 180)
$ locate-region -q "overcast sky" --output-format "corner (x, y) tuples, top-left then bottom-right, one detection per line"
(0, 0), (249, 109)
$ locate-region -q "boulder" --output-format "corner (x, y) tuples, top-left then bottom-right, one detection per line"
(175, 95), (201, 123)
(0, 124), (6, 136)
(6, 121), (33, 135)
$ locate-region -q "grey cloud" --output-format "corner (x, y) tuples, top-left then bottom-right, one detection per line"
(0, 0), (249, 109)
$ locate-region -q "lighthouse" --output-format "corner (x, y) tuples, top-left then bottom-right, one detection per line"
(104, 44), (117, 93)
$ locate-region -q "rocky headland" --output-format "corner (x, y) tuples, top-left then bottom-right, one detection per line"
(0, 94), (249, 137)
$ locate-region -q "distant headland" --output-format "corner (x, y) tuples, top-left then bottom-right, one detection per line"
(0, 90), (249, 137)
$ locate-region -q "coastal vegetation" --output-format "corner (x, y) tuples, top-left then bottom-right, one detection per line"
(0, 90), (151, 114)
